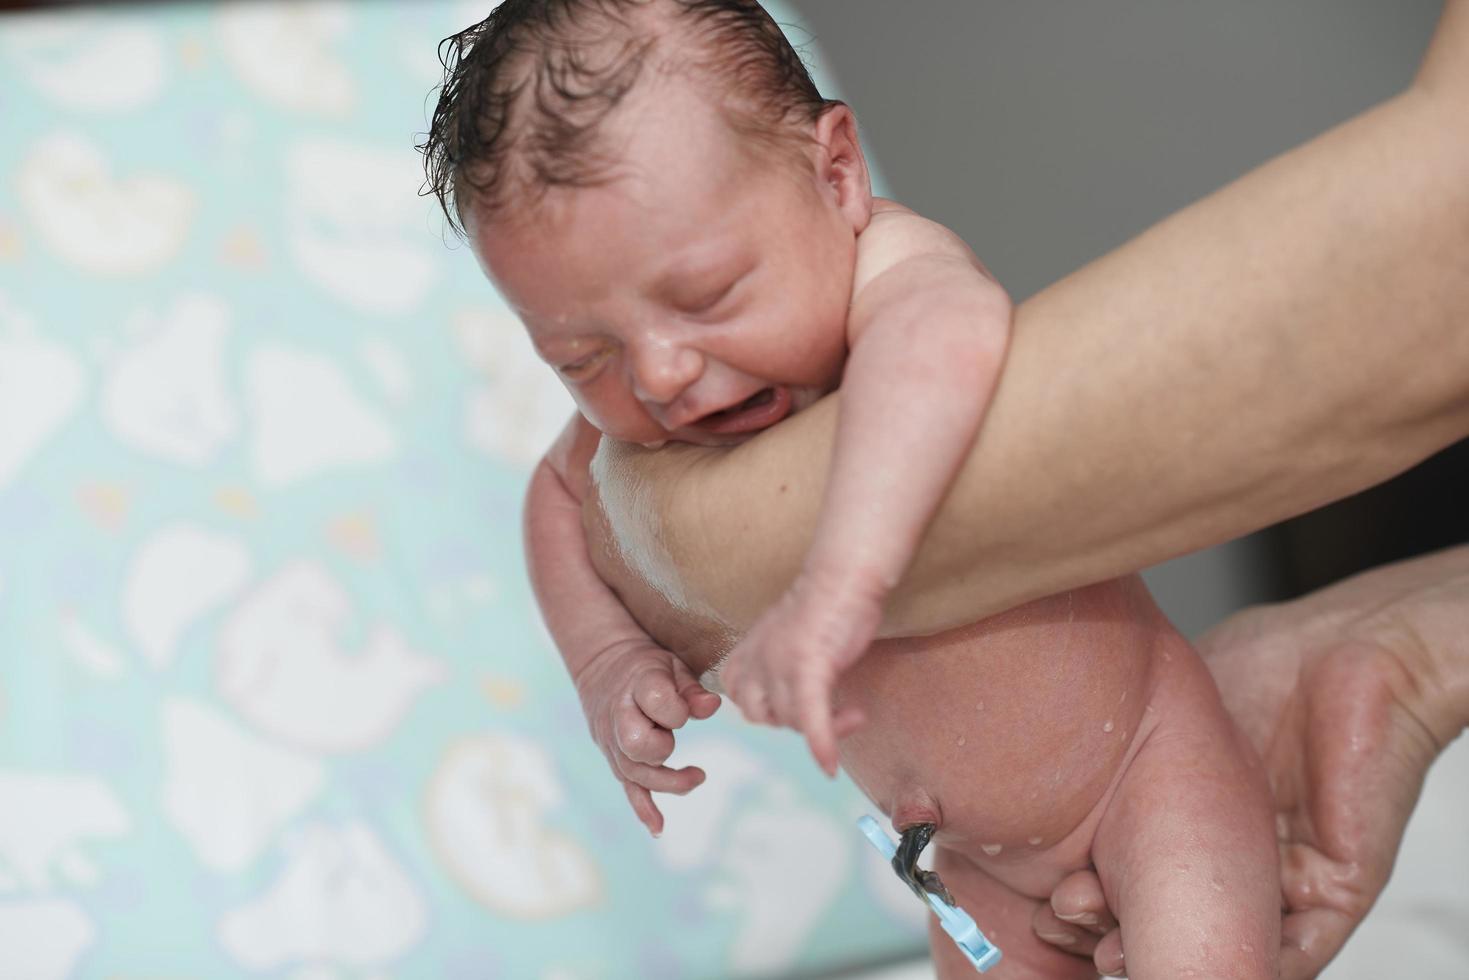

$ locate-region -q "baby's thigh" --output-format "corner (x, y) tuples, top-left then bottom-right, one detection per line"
(929, 846), (1099, 980)
(1091, 669), (1278, 980)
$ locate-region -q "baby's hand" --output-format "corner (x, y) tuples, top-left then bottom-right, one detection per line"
(573, 638), (721, 837)
(720, 570), (880, 777)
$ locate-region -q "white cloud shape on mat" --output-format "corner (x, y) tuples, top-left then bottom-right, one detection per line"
(58, 612), (128, 681)
(216, 562), (446, 752)
(357, 337), (413, 405)
(0, 304), (84, 490)
(218, 821), (427, 970)
(0, 899), (95, 980)
(653, 737), (766, 872)
(101, 293), (239, 464)
(285, 138), (439, 315)
(161, 698), (324, 873)
(16, 131), (194, 276)
(715, 791), (850, 976)
(217, 0), (355, 115)
(0, 771), (131, 891)
(123, 523), (253, 670)
(2, 16), (166, 112)
(425, 735), (601, 918)
(244, 344), (398, 487)
(455, 307), (576, 469)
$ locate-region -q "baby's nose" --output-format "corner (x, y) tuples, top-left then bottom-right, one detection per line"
(630, 341), (705, 406)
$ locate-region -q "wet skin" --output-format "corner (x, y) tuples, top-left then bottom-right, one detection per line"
(829, 578), (1156, 896)
(585, 481), (1276, 977)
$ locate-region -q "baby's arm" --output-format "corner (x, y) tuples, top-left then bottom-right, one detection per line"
(815, 206), (1011, 621)
(721, 205), (1011, 773)
(526, 414), (720, 835)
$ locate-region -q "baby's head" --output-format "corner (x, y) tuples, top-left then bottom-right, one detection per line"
(421, 0), (874, 446)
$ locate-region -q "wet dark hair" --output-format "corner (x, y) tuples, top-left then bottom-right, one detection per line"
(417, 0), (843, 236)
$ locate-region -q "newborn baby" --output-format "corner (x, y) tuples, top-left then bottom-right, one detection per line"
(421, 1), (1278, 976)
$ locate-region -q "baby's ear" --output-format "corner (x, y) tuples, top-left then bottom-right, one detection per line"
(813, 104), (873, 233)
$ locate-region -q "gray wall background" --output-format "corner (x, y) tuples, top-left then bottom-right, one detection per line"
(789, 0), (1444, 636)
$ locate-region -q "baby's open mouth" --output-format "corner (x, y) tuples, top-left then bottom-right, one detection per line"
(694, 386), (791, 435)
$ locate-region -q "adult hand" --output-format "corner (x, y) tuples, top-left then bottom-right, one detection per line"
(1032, 547), (1469, 978)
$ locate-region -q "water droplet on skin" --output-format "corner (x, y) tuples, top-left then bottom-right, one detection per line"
(956, 735), (967, 747)
(975, 701), (985, 712)
(1162, 651), (1173, 663)
(1118, 690), (1128, 704)
(1028, 836), (1043, 846)
(1102, 720), (1115, 733)
(981, 843), (1002, 856)
(1240, 943), (1255, 955)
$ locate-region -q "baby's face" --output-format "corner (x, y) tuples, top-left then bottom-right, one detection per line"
(471, 80), (863, 447)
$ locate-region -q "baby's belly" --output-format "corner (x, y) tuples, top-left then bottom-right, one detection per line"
(834, 575), (1171, 870)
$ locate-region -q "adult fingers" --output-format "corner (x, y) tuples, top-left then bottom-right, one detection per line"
(1030, 901), (1099, 957)
(624, 781), (664, 837)
(1093, 931), (1124, 977)
(1050, 869), (1117, 934)
(1280, 908), (1354, 980)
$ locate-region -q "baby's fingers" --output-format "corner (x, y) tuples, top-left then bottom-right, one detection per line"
(832, 705), (866, 740)
(796, 668), (857, 778)
(615, 758), (707, 797)
(670, 656), (721, 720)
(800, 699), (845, 779)
(722, 659), (773, 725)
(624, 782), (665, 838)
(633, 669), (692, 732)
(614, 706), (675, 766)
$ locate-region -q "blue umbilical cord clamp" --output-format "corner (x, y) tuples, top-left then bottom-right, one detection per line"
(858, 814), (1003, 973)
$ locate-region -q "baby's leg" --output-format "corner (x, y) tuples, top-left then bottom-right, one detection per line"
(1091, 650), (1279, 979)
(928, 845), (1098, 980)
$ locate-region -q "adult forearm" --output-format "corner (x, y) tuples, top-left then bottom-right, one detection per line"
(593, 4), (1469, 638)
(889, 69), (1469, 634)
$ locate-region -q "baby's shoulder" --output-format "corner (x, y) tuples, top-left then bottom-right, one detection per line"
(854, 198), (979, 287)
(864, 197), (923, 234)
(545, 412), (602, 503)
(862, 198), (972, 255)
